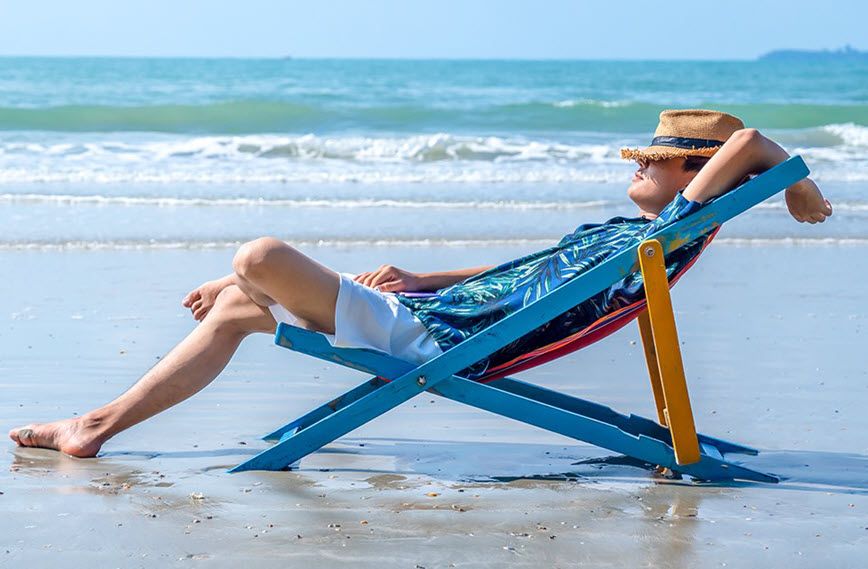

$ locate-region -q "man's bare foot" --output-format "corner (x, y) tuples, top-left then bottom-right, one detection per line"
(9, 417), (107, 458)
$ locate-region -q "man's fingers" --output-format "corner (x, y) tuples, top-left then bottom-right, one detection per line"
(182, 290), (199, 307)
(369, 272), (393, 288)
(375, 280), (403, 293)
(356, 268), (406, 289)
(363, 271), (384, 288)
(193, 307), (208, 321)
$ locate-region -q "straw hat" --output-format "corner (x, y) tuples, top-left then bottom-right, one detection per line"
(620, 109), (745, 162)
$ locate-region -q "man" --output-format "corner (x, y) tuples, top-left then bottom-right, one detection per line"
(9, 110), (832, 457)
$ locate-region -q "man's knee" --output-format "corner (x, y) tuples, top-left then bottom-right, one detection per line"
(207, 285), (267, 334)
(233, 237), (289, 281)
(212, 285), (251, 311)
(208, 285), (256, 329)
(209, 285), (250, 322)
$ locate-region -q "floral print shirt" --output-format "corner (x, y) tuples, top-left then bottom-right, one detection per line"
(395, 193), (706, 379)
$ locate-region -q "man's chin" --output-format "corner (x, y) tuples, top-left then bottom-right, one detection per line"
(626, 184), (649, 206)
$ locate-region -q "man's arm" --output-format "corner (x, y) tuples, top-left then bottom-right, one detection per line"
(354, 264), (493, 292)
(682, 128), (832, 223)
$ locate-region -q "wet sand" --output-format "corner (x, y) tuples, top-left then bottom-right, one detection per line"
(2, 244), (867, 567)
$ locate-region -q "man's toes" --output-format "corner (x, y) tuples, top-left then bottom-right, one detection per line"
(16, 427), (35, 446)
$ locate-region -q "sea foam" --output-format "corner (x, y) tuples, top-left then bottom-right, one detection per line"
(2, 237), (866, 251)
(0, 130), (865, 184)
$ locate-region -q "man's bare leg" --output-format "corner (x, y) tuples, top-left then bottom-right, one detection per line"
(9, 286), (277, 456)
(9, 239), (341, 457)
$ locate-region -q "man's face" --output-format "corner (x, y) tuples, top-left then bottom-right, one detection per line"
(627, 157), (698, 215)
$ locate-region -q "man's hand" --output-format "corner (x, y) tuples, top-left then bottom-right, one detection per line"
(353, 265), (425, 293)
(785, 178), (833, 224)
(182, 275), (233, 321)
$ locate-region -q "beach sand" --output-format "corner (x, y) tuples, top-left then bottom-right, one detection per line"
(2, 243), (867, 567)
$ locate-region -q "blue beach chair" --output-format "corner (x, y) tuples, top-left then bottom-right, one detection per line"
(231, 157), (810, 482)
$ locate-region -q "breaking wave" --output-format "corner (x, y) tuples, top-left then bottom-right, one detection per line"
(0, 127), (866, 184)
(2, 237), (866, 251)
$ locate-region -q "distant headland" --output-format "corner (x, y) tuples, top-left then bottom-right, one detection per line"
(758, 45), (868, 62)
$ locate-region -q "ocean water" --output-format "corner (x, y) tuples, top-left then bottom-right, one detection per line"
(0, 57), (866, 248)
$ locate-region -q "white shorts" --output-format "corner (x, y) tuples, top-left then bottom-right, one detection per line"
(267, 272), (443, 365)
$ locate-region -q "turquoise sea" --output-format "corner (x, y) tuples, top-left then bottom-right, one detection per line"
(1, 58), (866, 247)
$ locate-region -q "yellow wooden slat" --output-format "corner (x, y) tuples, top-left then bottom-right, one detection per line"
(637, 310), (668, 426)
(637, 239), (700, 465)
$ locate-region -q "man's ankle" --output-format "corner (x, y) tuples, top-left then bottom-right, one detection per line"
(78, 410), (114, 441)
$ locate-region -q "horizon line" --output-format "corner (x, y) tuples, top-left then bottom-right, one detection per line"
(0, 54), (766, 62)
(1, 46), (862, 61)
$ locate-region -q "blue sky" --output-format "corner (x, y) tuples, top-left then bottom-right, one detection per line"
(0, 0), (864, 59)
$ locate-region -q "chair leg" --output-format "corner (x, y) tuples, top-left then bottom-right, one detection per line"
(435, 375), (777, 482)
(483, 376), (757, 456)
(230, 369), (432, 472)
(638, 239), (700, 466)
(262, 377), (388, 441)
(637, 310), (668, 426)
